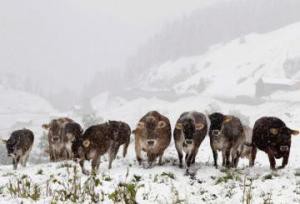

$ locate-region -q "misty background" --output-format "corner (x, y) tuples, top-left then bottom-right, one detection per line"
(1, 0), (300, 111)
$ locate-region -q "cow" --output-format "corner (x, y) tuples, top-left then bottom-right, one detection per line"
(107, 121), (131, 169)
(208, 112), (244, 168)
(42, 117), (74, 161)
(0, 129), (34, 170)
(252, 117), (299, 170)
(174, 111), (208, 174)
(133, 111), (171, 167)
(71, 123), (111, 175)
(62, 122), (83, 160)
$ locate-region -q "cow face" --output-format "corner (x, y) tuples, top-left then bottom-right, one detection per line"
(49, 120), (62, 143)
(209, 113), (227, 138)
(71, 138), (87, 162)
(176, 119), (205, 145)
(136, 116), (167, 147)
(6, 139), (18, 158)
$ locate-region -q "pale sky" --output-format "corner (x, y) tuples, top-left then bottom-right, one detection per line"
(0, 0), (222, 92)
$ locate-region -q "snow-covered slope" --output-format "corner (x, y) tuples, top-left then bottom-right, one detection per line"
(139, 22), (300, 98)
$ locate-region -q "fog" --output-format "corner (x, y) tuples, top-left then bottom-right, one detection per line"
(0, 0), (300, 110)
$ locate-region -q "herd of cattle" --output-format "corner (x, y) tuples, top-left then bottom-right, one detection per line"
(0, 111), (299, 175)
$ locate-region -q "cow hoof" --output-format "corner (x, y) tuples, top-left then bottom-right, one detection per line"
(82, 170), (90, 175)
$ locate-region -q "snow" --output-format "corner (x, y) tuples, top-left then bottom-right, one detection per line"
(1, 23), (300, 203)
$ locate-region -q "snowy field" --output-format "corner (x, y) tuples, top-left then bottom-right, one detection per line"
(0, 23), (300, 203)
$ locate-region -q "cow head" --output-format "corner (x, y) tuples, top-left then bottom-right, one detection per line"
(72, 138), (90, 162)
(6, 138), (18, 158)
(48, 120), (62, 143)
(136, 116), (167, 148)
(175, 118), (204, 145)
(209, 112), (226, 137)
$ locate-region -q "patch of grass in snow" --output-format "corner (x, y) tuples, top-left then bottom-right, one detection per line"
(215, 169), (242, 185)
(36, 169), (43, 175)
(6, 174), (41, 201)
(161, 172), (176, 180)
(108, 169), (143, 204)
(262, 172), (279, 181)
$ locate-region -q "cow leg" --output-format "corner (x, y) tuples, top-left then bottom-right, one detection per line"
(147, 153), (157, 167)
(91, 156), (101, 175)
(266, 148), (276, 170)
(123, 142), (129, 158)
(158, 151), (165, 165)
(249, 146), (257, 167)
(108, 146), (119, 169)
(210, 140), (218, 168)
(231, 149), (240, 168)
(192, 148), (198, 164)
(175, 142), (183, 168)
(79, 160), (89, 175)
(135, 140), (143, 165)
(13, 156), (20, 170)
(222, 148), (231, 168)
(279, 151), (290, 169)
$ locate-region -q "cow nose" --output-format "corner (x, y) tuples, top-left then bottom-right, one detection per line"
(212, 130), (220, 136)
(147, 140), (155, 146)
(185, 139), (193, 145)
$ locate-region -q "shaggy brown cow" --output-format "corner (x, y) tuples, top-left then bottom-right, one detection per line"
(252, 117), (299, 169)
(209, 113), (244, 168)
(72, 123), (111, 175)
(42, 117), (74, 161)
(107, 121), (131, 169)
(1, 129), (34, 170)
(174, 111), (208, 173)
(134, 111), (171, 167)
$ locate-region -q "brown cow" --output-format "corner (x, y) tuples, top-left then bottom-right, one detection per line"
(42, 117), (74, 161)
(134, 111), (171, 167)
(174, 111), (208, 174)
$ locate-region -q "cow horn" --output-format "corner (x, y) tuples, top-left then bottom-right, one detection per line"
(270, 128), (279, 135)
(83, 140), (90, 148)
(158, 121), (166, 128)
(224, 116), (233, 123)
(0, 139), (7, 144)
(175, 123), (183, 130)
(195, 123), (205, 130)
(137, 122), (145, 129)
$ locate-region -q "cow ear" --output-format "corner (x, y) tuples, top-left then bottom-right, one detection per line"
(0, 139), (7, 144)
(270, 128), (279, 135)
(224, 116), (233, 123)
(195, 123), (205, 130)
(136, 122), (145, 129)
(290, 129), (299, 136)
(175, 123), (183, 130)
(158, 121), (166, 129)
(42, 124), (50, 130)
(83, 140), (90, 148)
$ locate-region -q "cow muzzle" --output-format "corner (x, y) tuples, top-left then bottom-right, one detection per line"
(185, 139), (193, 145)
(147, 139), (156, 146)
(280, 146), (289, 152)
(212, 130), (220, 137)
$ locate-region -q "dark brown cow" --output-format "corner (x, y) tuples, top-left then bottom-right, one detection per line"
(72, 123), (111, 175)
(174, 111), (207, 173)
(252, 117), (299, 169)
(63, 122), (83, 159)
(1, 129), (34, 170)
(134, 111), (171, 167)
(107, 121), (131, 169)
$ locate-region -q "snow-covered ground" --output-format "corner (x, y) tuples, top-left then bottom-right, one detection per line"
(1, 23), (300, 203)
